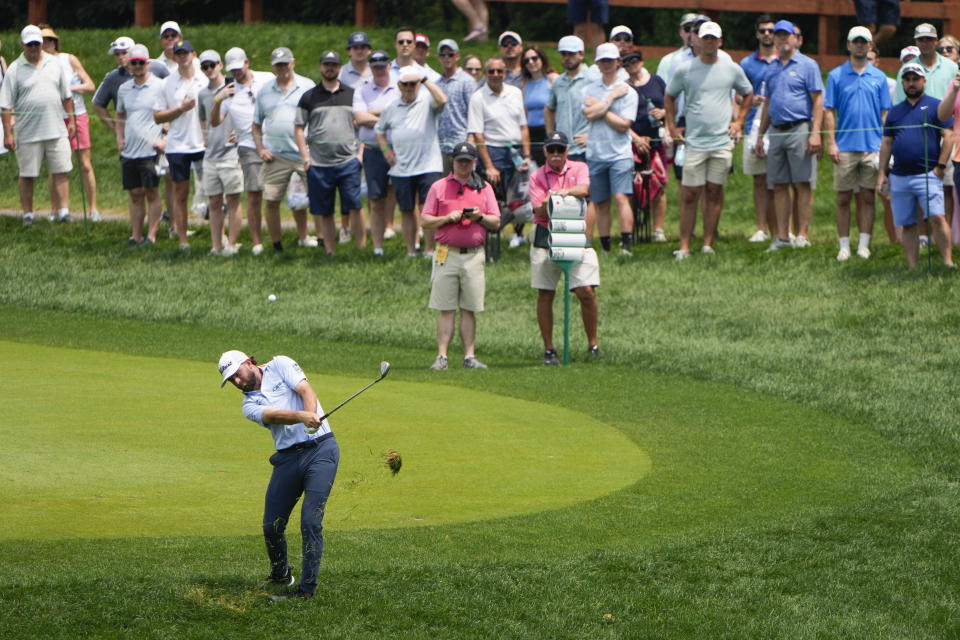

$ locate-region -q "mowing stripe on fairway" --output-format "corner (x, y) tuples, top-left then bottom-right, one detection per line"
(1, 340), (650, 539)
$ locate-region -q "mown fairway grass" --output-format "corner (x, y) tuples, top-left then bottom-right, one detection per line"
(2, 21), (960, 640)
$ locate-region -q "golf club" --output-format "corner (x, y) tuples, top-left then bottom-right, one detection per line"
(318, 361), (390, 422)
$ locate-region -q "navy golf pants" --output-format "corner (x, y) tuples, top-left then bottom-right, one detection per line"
(263, 436), (339, 595)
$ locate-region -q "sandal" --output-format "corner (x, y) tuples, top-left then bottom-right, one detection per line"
(464, 27), (488, 43)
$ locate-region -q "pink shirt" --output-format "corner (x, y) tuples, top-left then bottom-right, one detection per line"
(422, 173), (500, 248)
(528, 159), (590, 228)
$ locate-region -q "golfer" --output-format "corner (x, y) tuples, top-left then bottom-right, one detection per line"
(218, 349), (338, 600)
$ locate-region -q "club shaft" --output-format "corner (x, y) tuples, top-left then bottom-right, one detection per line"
(318, 375), (383, 422)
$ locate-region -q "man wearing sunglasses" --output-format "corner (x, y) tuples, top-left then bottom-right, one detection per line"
(154, 21), (201, 75)
(528, 131), (599, 364)
(498, 31), (525, 88)
(92, 37), (169, 138)
(586, 25), (630, 83)
(1, 25), (76, 226)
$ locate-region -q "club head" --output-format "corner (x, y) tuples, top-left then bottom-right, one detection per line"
(379, 361), (391, 379)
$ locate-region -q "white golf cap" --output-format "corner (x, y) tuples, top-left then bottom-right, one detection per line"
(914, 23), (938, 39)
(160, 20), (181, 36)
(218, 350), (249, 387)
(901, 62), (926, 78)
(199, 49), (221, 64)
(498, 31), (522, 46)
(558, 35), (584, 53)
(224, 47), (247, 70)
(398, 65), (423, 82)
(847, 26), (873, 42)
(900, 45), (921, 62)
(109, 36), (135, 54)
(127, 44), (150, 61)
(594, 42), (620, 61)
(610, 25), (633, 39)
(437, 38), (459, 53)
(20, 25), (42, 45)
(698, 21), (722, 39)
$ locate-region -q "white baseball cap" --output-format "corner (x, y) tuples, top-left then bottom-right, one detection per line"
(398, 65), (424, 82)
(218, 350), (249, 387)
(199, 49), (221, 64)
(558, 35), (584, 53)
(20, 25), (42, 45)
(594, 42), (620, 61)
(160, 21), (181, 36)
(109, 36), (136, 54)
(437, 38), (459, 53)
(224, 47), (247, 70)
(847, 26), (873, 42)
(698, 21), (722, 39)
(610, 25), (633, 40)
(127, 44), (150, 61)
(498, 31), (522, 46)
(900, 45), (921, 62)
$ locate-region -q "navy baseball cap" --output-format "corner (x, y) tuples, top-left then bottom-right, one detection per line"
(453, 142), (477, 160)
(369, 49), (390, 67)
(320, 50), (342, 65)
(173, 39), (194, 54)
(348, 31), (370, 48)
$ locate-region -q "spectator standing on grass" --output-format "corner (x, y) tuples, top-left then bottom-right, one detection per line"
(624, 47), (668, 243)
(868, 46), (901, 244)
(755, 20), (823, 252)
(436, 39), (476, 174)
(153, 39), (206, 250)
(376, 66), (448, 257)
(0, 25), (75, 227)
(115, 44), (165, 246)
(353, 49), (399, 257)
(154, 21), (201, 75)
(528, 131), (599, 365)
(421, 142), (499, 371)
(878, 63), (954, 268)
(295, 50), (366, 257)
(339, 31), (372, 89)
(212, 47), (274, 256)
(582, 42), (637, 255)
(498, 31), (525, 89)
(665, 21), (752, 260)
(197, 49), (242, 256)
(740, 14), (779, 244)
(252, 47), (316, 252)
(467, 56), (531, 249)
(38, 25), (99, 222)
(824, 27), (891, 262)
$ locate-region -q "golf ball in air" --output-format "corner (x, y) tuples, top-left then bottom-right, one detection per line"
(268, 294), (277, 302)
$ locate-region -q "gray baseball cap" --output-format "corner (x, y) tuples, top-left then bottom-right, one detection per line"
(270, 47), (294, 65)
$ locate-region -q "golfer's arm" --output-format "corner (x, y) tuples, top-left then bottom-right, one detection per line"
(295, 379), (319, 415)
(260, 380), (318, 425)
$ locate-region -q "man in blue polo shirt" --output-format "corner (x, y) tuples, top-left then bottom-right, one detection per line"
(876, 63), (955, 268)
(825, 26), (892, 261)
(218, 349), (339, 601)
(756, 19), (823, 251)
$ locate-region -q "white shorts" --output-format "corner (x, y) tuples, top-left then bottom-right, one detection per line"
(530, 244), (600, 291)
(202, 160), (244, 196)
(16, 137), (72, 177)
(681, 145), (733, 187)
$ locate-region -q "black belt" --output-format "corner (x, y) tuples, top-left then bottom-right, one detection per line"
(457, 246), (483, 254)
(277, 432), (333, 454)
(772, 120), (810, 131)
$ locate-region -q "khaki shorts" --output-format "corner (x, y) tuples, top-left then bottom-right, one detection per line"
(202, 159), (244, 196)
(16, 137), (72, 177)
(530, 244), (600, 290)
(681, 145), (733, 187)
(429, 246), (486, 312)
(834, 151), (878, 192)
(260, 155), (305, 202)
(239, 146), (263, 192)
(742, 143), (767, 176)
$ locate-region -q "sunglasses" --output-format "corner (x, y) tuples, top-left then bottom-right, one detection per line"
(523, 56), (540, 64)
(612, 35), (632, 42)
(161, 32), (179, 39)
(43, 37), (58, 42)
(200, 62), (218, 70)
(396, 39), (413, 45)
(128, 59), (147, 66)
(545, 145), (566, 154)
(398, 80), (420, 87)
(486, 69), (505, 75)
(25, 42), (41, 46)
(758, 28), (774, 34)
(939, 46), (955, 53)
(438, 51), (456, 58)
(465, 67), (482, 72)
(683, 25), (695, 32)
(500, 41), (520, 47)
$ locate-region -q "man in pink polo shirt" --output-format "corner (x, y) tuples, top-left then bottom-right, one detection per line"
(528, 131), (599, 365)
(421, 142), (501, 371)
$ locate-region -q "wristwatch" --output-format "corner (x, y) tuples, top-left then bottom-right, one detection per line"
(937, 163), (946, 170)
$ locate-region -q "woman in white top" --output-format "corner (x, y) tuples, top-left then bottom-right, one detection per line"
(40, 25), (99, 220)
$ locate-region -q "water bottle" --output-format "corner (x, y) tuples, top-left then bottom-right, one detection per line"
(746, 81), (765, 152)
(646, 97), (659, 128)
(661, 127), (674, 160)
(510, 146), (524, 168)
(674, 142), (685, 168)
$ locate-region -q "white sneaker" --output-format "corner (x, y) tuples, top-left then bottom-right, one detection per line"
(856, 246), (871, 259)
(168, 227), (178, 239)
(652, 229), (667, 243)
(299, 235), (319, 248)
(209, 248), (221, 256)
(58, 211), (71, 222)
(673, 249), (689, 261)
(423, 251), (434, 259)
(792, 235), (811, 248)
(186, 229), (196, 238)
(251, 244), (264, 256)
(836, 247), (851, 261)
(192, 203), (209, 219)
(221, 245), (239, 257)
(508, 234), (526, 249)
(48, 211), (57, 222)
(383, 227), (397, 240)
(766, 238), (793, 252)
(338, 228), (352, 244)
(701, 245), (715, 255)
(919, 236), (930, 249)
(23, 213), (34, 227)
(179, 242), (191, 251)
(90, 210), (102, 222)
(748, 229), (769, 243)
(788, 232), (796, 243)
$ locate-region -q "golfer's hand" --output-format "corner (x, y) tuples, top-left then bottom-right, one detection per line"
(485, 165), (501, 185)
(301, 412), (322, 431)
(752, 94), (766, 107)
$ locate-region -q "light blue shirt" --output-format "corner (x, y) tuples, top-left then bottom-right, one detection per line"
(583, 78), (638, 163)
(546, 66), (591, 155)
(436, 68), (476, 152)
(375, 87), (444, 177)
(242, 355), (331, 451)
(253, 73), (315, 161)
(116, 76), (164, 159)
